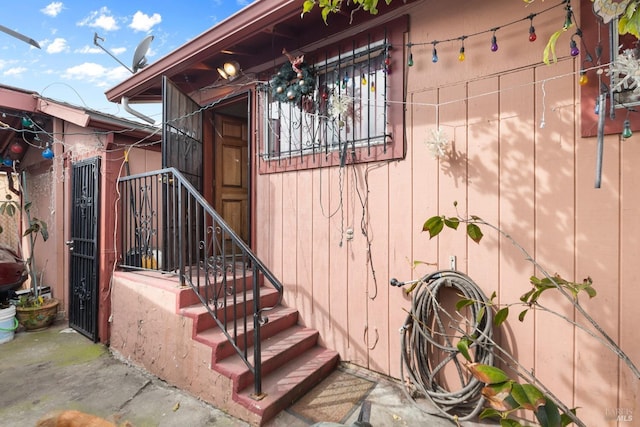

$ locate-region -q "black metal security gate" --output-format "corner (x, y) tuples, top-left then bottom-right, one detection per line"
(68, 157), (101, 341)
(161, 76), (203, 271)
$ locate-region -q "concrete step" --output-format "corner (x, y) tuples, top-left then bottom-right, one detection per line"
(215, 325), (321, 392)
(179, 277), (338, 425)
(176, 272), (259, 309)
(194, 305), (299, 362)
(235, 346), (339, 424)
(181, 287), (281, 333)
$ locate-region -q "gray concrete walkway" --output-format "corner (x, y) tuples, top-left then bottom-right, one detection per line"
(0, 321), (489, 426)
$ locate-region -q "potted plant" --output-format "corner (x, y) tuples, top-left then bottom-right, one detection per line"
(0, 176), (58, 331)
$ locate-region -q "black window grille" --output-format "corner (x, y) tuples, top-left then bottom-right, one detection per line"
(260, 37), (391, 163)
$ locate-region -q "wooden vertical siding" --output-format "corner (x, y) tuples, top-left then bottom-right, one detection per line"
(255, 1), (638, 423)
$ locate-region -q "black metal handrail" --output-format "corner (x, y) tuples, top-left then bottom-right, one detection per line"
(117, 167), (283, 397)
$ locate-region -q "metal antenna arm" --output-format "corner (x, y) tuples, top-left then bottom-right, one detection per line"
(93, 32), (134, 74)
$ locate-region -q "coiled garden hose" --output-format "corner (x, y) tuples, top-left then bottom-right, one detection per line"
(391, 270), (494, 421)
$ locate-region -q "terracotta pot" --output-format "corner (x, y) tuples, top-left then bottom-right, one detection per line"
(15, 298), (59, 331)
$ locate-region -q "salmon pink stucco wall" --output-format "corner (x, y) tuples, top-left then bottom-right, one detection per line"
(23, 115), (160, 342)
(253, 0), (639, 424)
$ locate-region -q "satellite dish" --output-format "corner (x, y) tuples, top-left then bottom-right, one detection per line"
(0, 24), (40, 49)
(132, 35), (154, 73)
(93, 33), (154, 74)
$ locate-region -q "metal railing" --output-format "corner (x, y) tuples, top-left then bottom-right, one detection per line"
(118, 167), (283, 397)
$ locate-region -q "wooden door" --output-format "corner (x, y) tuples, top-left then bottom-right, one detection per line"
(214, 114), (249, 245)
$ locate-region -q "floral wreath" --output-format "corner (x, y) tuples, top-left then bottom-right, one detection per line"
(270, 49), (316, 103)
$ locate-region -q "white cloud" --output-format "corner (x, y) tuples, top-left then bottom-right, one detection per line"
(77, 44), (126, 56)
(75, 45), (103, 54)
(62, 62), (131, 86)
(4, 67), (28, 77)
(41, 2), (64, 17)
(78, 7), (120, 31)
(129, 11), (161, 32)
(63, 62), (107, 80)
(46, 38), (69, 54)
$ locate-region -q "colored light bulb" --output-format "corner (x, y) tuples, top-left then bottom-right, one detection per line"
(361, 74), (367, 85)
(579, 72), (588, 86)
(622, 119), (633, 139)
(570, 39), (579, 57)
(9, 142), (23, 154)
(407, 52), (414, 67)
(21, 117), (33, 128)
(458, 46), (465, 62)
(432, 46), (438, 63)
(529, 25), (537, 42)
(370, 82), (375, 92)
(42, 146), (54, 159)
(490, 35), (498, 52)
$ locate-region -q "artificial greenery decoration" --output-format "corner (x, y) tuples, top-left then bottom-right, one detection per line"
(270, 61), (316, 103)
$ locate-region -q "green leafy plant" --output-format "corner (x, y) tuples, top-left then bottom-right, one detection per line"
(301, 0), (392, 24)
(418, 203), (639, 426)
(619, 1), (640, 38)
(466, 363), (576, 427)
(0, 192), (49, 307)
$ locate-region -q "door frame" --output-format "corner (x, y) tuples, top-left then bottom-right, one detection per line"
(205, 92), (252, 248)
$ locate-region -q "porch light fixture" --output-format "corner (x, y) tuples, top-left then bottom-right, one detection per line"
(217, 61), (241, 80)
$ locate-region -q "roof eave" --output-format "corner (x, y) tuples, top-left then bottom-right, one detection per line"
(105, 0), (301, 104)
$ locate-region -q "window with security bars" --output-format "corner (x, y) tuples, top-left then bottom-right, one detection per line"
(260, 38), (392, 164)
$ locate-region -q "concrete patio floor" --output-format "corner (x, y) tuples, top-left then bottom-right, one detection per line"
(0, 320), (490, 426)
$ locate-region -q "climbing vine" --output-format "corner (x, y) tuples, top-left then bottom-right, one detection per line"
(417, 204), (639, 426)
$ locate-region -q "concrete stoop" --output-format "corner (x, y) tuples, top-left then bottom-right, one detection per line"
(110, 271), (339, 426)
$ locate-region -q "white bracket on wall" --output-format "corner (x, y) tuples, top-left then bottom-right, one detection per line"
(449, 255), (457, 270)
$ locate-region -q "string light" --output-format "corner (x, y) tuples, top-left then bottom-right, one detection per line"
(569, 28), (582, 57)
(407, 43), (414, 67)
(490, 29), (499, 52)
(458, 36), (466, 62)
(401, 0), (566, 67)
(569, 38), (580, 56)
(21, 117), (34, 128)
(9, 141), (24, 154)
(42, 143), (54, 159)
(528, 14), (537, 42)
(622, 110), (633, 139)
(579, 70), (588, 86)
(622, 119), (633, 139)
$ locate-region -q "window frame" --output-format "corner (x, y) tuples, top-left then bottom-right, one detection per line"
(580, 8), (639, 137)
(257, 16), (407, 174)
